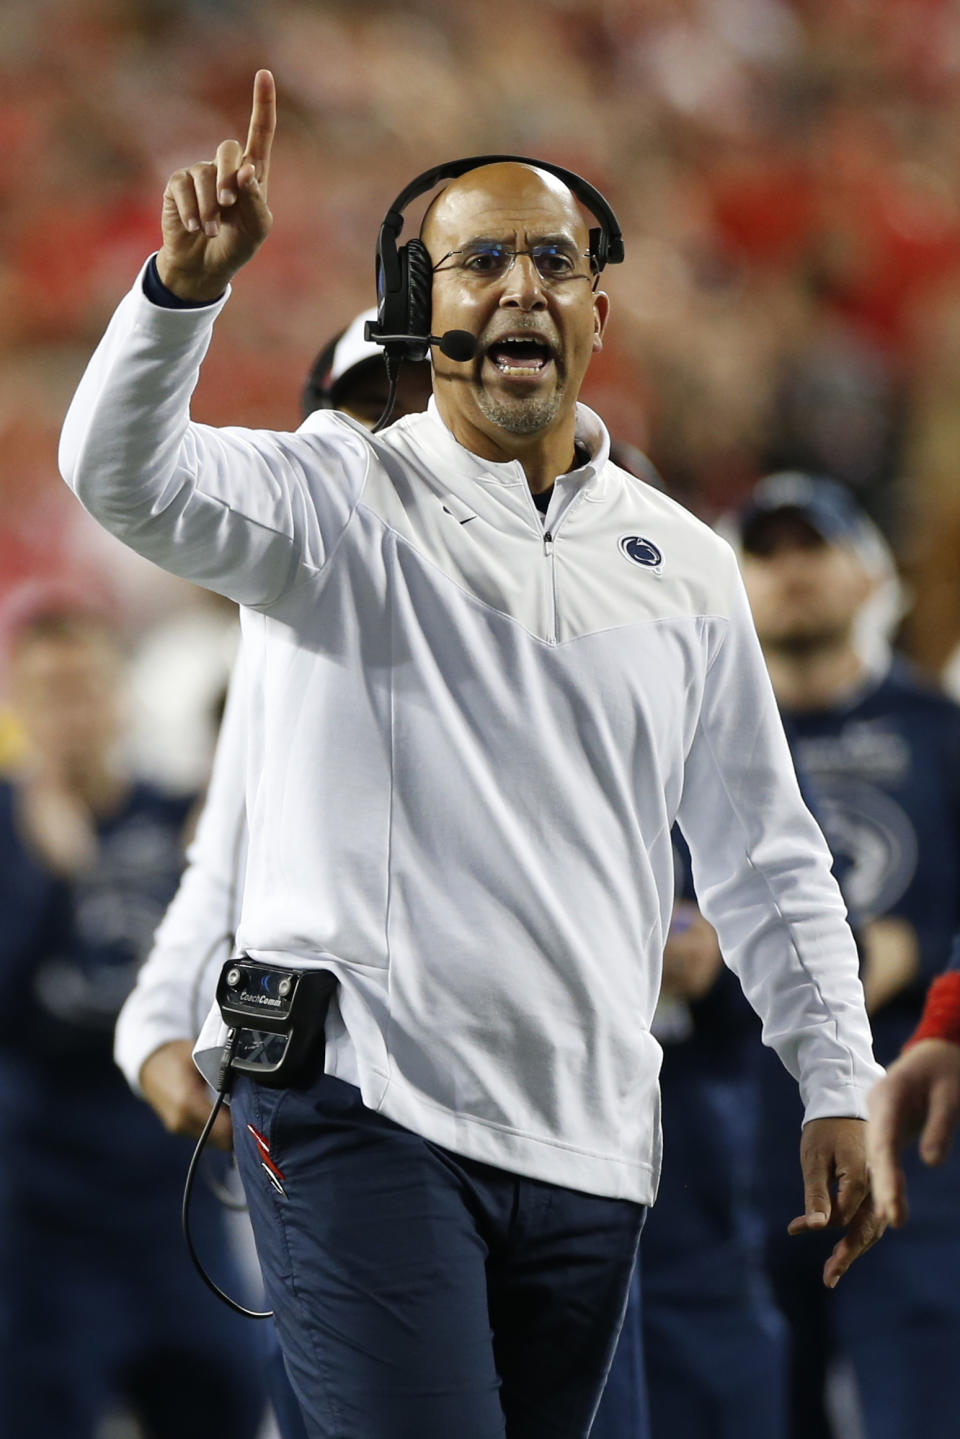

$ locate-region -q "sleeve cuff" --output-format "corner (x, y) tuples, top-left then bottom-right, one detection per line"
(904, 971), (960, 1049)
(114, 993), (194, 1095)
(143, 254), (224, 309)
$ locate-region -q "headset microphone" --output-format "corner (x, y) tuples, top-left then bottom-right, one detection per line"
(364, 324), (478, 363)
(436, 330), (479, 362)
(367, 327), (479, 432)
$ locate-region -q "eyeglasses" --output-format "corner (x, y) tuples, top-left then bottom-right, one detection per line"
(432, 243), (596, 285)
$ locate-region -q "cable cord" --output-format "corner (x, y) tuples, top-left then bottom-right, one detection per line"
(181, 1029), (273, 1319)
(372, 354), (401, 433)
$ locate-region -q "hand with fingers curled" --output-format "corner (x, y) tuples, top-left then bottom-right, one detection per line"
(788, 1116), (886, 1289)
(140, 1039), (234, 1151)
(157, 68), (276, 304)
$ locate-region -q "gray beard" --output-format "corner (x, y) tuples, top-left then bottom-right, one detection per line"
(476, 385), (564, 436)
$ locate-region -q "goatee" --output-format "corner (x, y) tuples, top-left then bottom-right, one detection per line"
(476, 388), (563, 436)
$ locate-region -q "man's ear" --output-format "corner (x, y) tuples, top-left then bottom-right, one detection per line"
(593, 290), (610, 352)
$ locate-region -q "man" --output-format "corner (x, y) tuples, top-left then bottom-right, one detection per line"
(0, 609), (267, 1439)
(737, 472), (960, 1439)
(868, 939), (960, 1227)
(61, 70), (882, 1439)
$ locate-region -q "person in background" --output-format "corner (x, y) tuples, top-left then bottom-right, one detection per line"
(629, 851), (789, 1439)
(0, 607), (267, 1439)
(117, 310), (433, 1439)
(737, 472), (960, 1439)
(116, 307), (430, 1136)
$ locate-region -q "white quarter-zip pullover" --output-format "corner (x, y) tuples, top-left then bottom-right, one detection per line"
(64, 262), (882, 1204)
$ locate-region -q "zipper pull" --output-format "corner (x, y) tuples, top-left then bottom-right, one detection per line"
(543, 530), (554, 555)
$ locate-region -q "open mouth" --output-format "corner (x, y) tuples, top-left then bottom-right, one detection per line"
(484, 335), (555, 377)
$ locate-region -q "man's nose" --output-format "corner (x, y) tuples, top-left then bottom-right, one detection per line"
(498, 254), (548, 310)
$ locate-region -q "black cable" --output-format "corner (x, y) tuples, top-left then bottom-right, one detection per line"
(372, 353), (401, 433)
(181, 1029), (273, 1320)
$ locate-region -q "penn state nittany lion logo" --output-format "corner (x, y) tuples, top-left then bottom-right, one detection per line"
(812, 778), (918, 921)
(619, 535), (663, 571)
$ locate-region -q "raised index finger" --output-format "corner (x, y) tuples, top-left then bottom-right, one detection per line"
(244, 69), (276, 187)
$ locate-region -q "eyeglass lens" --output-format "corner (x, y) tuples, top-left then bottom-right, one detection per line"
(440, 244), (590, 281)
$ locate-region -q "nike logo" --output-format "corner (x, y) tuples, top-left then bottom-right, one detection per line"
(442, 505), (477, 525)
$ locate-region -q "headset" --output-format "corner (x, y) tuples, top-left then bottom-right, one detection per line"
(364, 154), (625, 429)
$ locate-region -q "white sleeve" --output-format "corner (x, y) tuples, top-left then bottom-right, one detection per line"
(59, 259), (370, 609)
(114, 658), (248, 1094)
(676, 549), (884, 1124)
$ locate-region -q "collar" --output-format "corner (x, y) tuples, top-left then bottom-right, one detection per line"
(417, 396), (611, 501)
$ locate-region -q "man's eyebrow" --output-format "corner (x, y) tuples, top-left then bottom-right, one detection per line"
(530, 233), (581, 250)
(456, 236), (508, 250)
(457, 232), (581, 250)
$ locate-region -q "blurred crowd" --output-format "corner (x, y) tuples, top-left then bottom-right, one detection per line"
(5, 0), (960, 679)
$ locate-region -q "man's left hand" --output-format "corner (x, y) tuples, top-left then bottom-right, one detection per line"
(787, 1116), (886, 1288)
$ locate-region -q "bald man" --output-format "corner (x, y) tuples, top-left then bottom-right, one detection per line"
(61, 72), (884, 1439)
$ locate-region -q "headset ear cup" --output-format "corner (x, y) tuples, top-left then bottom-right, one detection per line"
(404, 239), (433, 344)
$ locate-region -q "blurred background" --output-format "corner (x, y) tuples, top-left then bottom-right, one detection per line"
(5, 0), (960, 744)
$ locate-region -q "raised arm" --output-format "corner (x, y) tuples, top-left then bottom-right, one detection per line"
(59, 69), (369, 608)
(158, 68), (276, 302)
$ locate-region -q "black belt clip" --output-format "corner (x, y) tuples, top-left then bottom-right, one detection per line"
(216, 958), (338, 1088)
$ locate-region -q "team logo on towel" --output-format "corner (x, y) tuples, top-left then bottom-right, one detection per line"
(619, 535), (663, 572)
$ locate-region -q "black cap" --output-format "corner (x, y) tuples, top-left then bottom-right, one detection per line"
(737, 472), (869, 552)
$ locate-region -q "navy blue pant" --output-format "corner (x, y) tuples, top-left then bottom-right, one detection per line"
(266, 1325), (310, 1439)
(590, 1267), (651, 1439)
(231, 1070), (645, 1439)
